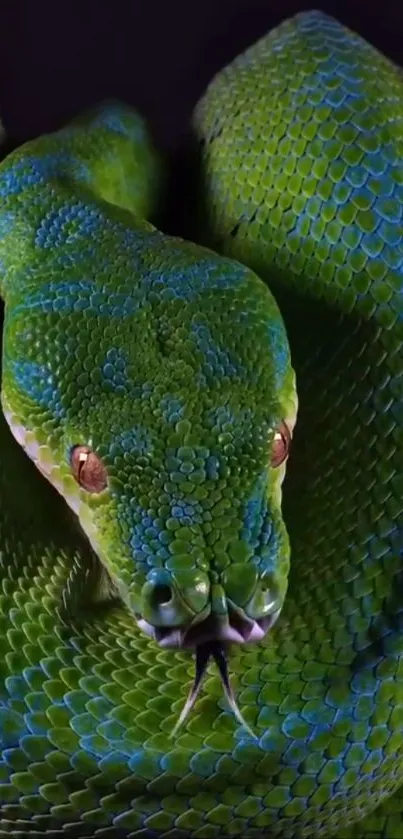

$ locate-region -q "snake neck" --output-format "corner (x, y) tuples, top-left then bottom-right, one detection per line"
(0, 101), (160, 303)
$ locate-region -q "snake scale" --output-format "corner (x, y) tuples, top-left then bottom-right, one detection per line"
(0, 8), (403, 838)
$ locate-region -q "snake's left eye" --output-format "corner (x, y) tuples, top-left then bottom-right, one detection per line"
(271, 422), (291, 468)
(70, 446), (108, 493)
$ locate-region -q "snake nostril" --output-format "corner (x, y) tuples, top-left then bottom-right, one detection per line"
(139, 571), (210, 629)
(151, 584), (173, 607)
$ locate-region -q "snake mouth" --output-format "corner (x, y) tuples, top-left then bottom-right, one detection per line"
(137, 607), (280, 649)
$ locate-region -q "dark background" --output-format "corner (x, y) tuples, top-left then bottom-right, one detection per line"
(2, 0), (403, 231)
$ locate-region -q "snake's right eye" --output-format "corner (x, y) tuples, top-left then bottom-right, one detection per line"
(271, 422), (291, 468)
(70, 446), (108, 493)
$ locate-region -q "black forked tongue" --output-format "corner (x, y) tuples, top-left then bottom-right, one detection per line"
(171, 641), (257, 739)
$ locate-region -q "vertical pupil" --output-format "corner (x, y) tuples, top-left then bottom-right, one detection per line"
(78, 452), (89, 479)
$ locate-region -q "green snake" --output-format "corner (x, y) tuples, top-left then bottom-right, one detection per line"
(1, 9), (403, 837)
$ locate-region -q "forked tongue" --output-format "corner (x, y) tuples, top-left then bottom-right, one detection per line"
(171, 641), (257, 739)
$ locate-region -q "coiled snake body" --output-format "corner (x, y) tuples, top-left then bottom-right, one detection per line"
(1, 10), (403, 838)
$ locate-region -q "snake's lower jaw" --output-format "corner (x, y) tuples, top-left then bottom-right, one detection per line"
(137, 607), (281, 648)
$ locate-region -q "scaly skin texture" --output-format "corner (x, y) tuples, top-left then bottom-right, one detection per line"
(193, 9), (403, 838)
(0, 9), (402, 839)
(0, 101), (297, 835)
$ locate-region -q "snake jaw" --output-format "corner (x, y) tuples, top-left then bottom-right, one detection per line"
(137, 607), (280, 648)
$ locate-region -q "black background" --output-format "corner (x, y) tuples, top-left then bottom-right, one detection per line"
(2, 0), (403, 231)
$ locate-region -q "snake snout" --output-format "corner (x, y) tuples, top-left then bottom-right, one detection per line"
(135, 567), (282, 649)
(135, 567), (211, 645)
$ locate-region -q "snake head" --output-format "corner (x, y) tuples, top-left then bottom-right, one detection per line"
(1, 230), (297, 646)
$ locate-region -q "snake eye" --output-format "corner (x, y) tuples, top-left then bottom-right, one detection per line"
(271, 422), (291, 468)
(70, 446), (108, 493)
